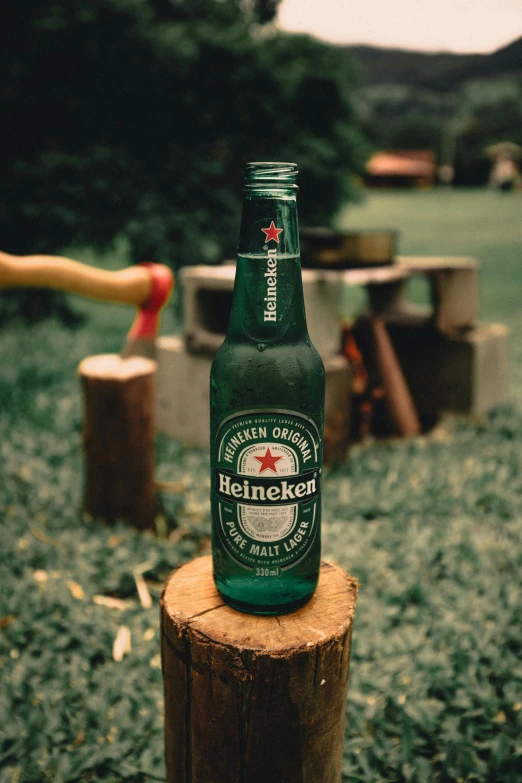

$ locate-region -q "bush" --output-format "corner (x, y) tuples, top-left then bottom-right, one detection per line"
(0, 0), (367, 272)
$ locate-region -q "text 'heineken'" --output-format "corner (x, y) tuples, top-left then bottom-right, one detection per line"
(210, 162), (325, 615)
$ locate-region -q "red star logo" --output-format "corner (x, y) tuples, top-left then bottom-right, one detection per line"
(261, 221), (283, 243)
(253, 448), (283, 474)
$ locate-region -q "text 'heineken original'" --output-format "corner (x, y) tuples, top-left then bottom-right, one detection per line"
(210, 162), (325, 615)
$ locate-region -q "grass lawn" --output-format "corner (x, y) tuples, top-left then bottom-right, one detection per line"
(1, 189), (522, 782)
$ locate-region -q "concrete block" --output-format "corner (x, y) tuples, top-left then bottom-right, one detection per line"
(430, 267), (478, 334)
(156, 334), (352, 460)
(182, 266), (235, 356)
(181, 257), (479, 362)
(181, 264), (342, 356)
(304, 272), (344, 356)
(367, 277), (409, 316)
(396, 256), (479, 334)
(156, 335), (211, 448)
(376, 315), (508, 417)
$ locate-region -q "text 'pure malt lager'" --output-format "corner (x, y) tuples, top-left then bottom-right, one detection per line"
(210, 162), (325, 615)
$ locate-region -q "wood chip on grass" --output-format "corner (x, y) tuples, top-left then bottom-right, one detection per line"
(93, 595), (131, 610)
(113, 626), (132, 662)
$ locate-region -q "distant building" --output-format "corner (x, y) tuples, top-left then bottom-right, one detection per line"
(364, 150), (436, 188)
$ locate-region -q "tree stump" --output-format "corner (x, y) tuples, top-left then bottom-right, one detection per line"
(161, 555), (358, 783)
(78, 353), (157, 530)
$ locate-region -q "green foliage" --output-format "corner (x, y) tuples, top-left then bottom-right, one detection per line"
(346, 44), (482, 91)
(350, 38), (522, 185)
(356, 84), (443, 151)
(454, 77), (522, 185)
(1, 190), (522, 781)
(0, 0), (365, 271)
(0, 290), (85, 329)
(348, 37), (522, 92)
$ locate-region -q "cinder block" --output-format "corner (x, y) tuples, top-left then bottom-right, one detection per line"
(366, 257), (479, 334)
(182, 266), (235, 356)
(182, 257), (479, 360)
(378, 314), (508, 417)
(430, 267), (478, 334)
(303, 272), (344, 356)
(156, 334), (352, 460)
(396, 256), (479, 334)
(181, 265), (342, 356)
(156, 335), (211, 448)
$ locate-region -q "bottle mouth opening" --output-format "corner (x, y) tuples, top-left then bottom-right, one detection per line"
(244, 162), (298, 189)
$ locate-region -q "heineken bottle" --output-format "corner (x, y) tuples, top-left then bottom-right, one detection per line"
(210, 162), (325, 615)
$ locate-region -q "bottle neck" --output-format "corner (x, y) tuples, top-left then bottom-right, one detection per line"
(227, 190), (308, 344)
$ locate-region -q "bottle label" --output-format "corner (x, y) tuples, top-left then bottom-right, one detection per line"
(213, 410), (321, 572)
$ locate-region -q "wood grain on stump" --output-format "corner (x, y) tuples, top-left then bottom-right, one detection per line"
(161, 555), (358, 783)
(78, 353), (157, 530)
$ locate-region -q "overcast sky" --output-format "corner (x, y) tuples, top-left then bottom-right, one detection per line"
(277, 0), (522, 53)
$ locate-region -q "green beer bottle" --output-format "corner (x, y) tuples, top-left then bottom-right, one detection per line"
(210, 162), (325, 615)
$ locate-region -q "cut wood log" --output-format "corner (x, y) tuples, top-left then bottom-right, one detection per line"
(161, 555), (358, 783)
(78, 353), (157, 529)
(370, 317), (421, 436)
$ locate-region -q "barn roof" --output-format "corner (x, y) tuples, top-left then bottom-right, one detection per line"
(366, 150), (436, 178)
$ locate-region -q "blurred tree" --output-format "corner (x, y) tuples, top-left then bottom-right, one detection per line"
(454, 77), (522, 185)
(355, 84), (445, 151)
(388, 115), (441, 152)
(353, 68), (522, 187)
(0, 0), (366, 280)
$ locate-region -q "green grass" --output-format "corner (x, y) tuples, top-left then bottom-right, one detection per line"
(1, 189), (522, 782)
(339, 188), (522, 319)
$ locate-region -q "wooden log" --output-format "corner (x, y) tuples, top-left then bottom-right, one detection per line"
(161, 556), (358, 783)
(370, 317), (421, 437)
(323, 354), (352, 463)
(78, 353), (157, 529)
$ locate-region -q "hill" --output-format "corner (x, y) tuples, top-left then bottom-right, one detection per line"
(346, 35), (522, 90)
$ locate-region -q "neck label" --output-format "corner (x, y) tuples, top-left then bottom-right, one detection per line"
(264, 249), (278, 321)
(261, 221), (283, 323)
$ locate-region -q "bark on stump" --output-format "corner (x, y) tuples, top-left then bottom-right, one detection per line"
(78, 353), (157, 530)
(161, 555), (358, 783)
